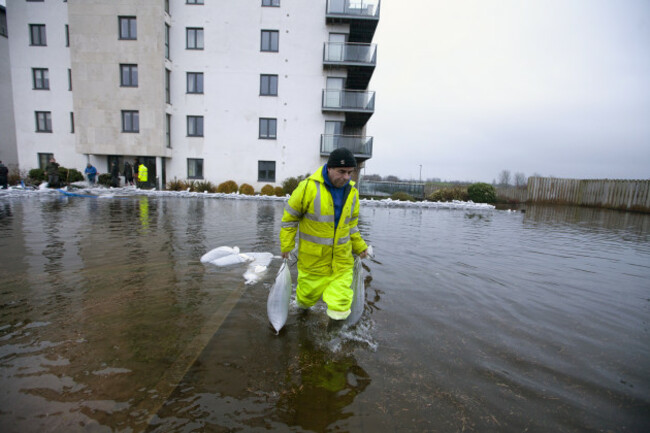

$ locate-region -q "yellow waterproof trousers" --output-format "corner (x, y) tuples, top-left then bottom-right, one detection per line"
(296, 268), (354, 320)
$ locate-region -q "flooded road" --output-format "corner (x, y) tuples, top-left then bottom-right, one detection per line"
(0, 193), (649, 432)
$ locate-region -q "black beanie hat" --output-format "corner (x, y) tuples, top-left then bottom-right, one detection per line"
(327, 147), (357, 168)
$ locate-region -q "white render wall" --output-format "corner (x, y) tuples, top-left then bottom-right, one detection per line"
(6, 0), (80, 171)
(0, 9), (18, 170)
(165, 0), (348, 188)
(4, 0), (370, 189)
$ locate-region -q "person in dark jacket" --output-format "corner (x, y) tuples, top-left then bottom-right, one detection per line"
(0, 161), (8, 189)
(45, 157), (60, 188)
(110, 161), (120, 187)
(124, 161), (134, 186)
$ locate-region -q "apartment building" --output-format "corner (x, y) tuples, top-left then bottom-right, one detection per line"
(0, 0), (379, 189)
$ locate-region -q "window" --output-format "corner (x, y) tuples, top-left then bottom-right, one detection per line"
(186, 27), (203, 49)
(122, 110), (139, 132)
(187, 116), (203, 137)
(258, 161), (276, 182)
(68, 68), (72, 90)
(32, 68), (49, 90)
(118, 16), (137, 40)
(187, 0), (204, 4)
(38, 153), (53, 170)
(261, 30), (278, 52)
(70, 112), (74, 133)
(166, 114), (171, 148)
(165, 69), (171, 103)
(187, 159), (203, 179)
(259, 118), (277, 139)
(35, 111), (52, 132)
(260, 74), (278, 96)
(165, 0), (169, 14)
(187, 72), (203, 93)
(65, 24), (69, 47)
(262, 0), (280, 6)
(165, 24), (170, 59)
(29, 24), (46, 46)
(120, 64), (138, 87)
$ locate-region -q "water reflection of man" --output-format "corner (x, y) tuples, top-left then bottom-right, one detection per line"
(280, 147), (368, 325)
(275, 334), (371, 431)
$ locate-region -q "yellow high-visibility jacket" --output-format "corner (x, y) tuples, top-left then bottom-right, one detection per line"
(138, 164), (148, 182)
(280, 166), (367, 275)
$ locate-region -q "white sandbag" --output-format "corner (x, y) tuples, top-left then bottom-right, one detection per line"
(267, 259), (292, 334)
(345, 256), (365, 326)
(200, 246), (240, 263)
(210, 253), (250, 267)
(242, 252), (275, 284)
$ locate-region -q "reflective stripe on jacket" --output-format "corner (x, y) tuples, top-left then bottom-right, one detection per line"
(280, 166), (367, 275)
(138, 164), (148, 182)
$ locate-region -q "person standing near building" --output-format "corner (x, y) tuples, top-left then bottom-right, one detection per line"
(110, 161), (120, 187)
(280, 147), (368, 324)
(45, 157), (60, 188)
(137, 161), (148, 188)
(0, 161), (8, 189)
(84, 163), (97, 185)
(124, 160), (134, 186)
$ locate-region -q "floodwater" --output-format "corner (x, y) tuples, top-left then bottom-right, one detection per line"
(0, 193), (649, 433)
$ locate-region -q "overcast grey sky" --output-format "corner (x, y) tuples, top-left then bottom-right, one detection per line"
(365, 0), (650, 182)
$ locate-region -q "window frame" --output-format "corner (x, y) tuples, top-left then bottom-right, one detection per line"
(118, 16), (137, 40)
(260, 29), (279, 52)
(260, 74), (278, 96)
(38, 153), (53, 170)
(259, 118), (277, 139)
(187, 115), (204, 137)
(32, 68), (49, 90)
(258, 160), (276, 182)
(186, 27), (204, 50)
(121, 110), (140, 133)
(29, 24), (46, 46)
(187, 158), (204, 179)
(165, 23), (170, 59)
(186, 72), (204, 94)
(35, 111), (52, 133)
(120, 64), (138, 87)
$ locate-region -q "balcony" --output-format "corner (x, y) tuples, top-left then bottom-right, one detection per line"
(323, 42), (376, 89)
(322, 89), (375, 126)
(326, 0), (380, 43)
(321, 134), (373, 161)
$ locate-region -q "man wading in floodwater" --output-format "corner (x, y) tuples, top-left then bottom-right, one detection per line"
(280, 147), (368, 327)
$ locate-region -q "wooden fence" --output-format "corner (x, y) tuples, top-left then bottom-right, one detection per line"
(526, 177), (650, 213)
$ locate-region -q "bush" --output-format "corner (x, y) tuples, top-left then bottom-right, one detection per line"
(260, 184), (275, 196)
(282, 174), (308, 195)
(166, 178), (185, 191)
(98, 173), (111, 186)
(239, 183), (255, 195)
(217, 180), (238, 194)
(29, 168), (45, 183)
(467, 182), (497, 204)
(193, 180), (216, 193)
(427, 186), (469, 202)
(390, 191), (415, 201)
(274, 186), (284, 197)
(61, 167), (84, 183)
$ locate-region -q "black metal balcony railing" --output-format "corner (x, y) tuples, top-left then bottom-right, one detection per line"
(327, 0), (381, 19)
(321, 134), (373, 159)
(322, 89), (375, 112)
(323, 42), (376, 66)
